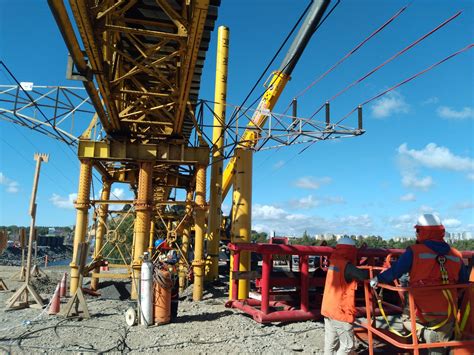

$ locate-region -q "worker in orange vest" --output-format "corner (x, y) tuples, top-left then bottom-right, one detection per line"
(370, 214), (469, 354)
(321, 237), (370, 354)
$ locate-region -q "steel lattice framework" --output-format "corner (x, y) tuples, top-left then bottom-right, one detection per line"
(50, 0), (218, 142)
(0, 85), (96, 145)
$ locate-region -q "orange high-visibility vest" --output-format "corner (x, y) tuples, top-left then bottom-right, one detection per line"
(410, 244), (463, 321)
(321, 257), (357, 323)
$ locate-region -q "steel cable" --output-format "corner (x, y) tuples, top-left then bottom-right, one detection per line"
(308, 10), (462, 120)
(281, 4), (410, 116)
(298, 42), (474, 155)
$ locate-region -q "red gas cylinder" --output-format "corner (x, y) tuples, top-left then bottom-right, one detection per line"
(153, 269), (172, 325)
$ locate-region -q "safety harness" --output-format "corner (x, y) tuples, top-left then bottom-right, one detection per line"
(375, 254), (463, 339)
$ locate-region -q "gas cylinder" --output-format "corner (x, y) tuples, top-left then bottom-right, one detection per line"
(153, 269), (172, 325)
(140, 252), (153, 326)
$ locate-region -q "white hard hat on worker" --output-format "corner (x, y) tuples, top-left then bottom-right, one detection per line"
(414, 213), (445, 242)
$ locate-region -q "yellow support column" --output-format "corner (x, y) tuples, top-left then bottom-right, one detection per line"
(193, 165), (207, 301)
(90, 179), (111, 291)
(70, 159), (92, 294)
(206, 26), (229, 281)
(232, 148), (252, 300)
(179, 190), (193, 293)
(131, 162), (153, 299)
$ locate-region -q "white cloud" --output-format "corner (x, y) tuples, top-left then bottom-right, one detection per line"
(398, 143), (474, 172)
(108, 187), (132, 211)
(291, 195), (318, 209)
(443, 218), (462, 228)
(453, 201), (474, 210)
(400, 193), (416, 202)
(50, 193), (77, 209)
(0, 172), (20, 194)
(51, 187), (131, 211)
(273, 160), (285, 169)
(389, 213), (416, 231)
(419, 205), (435, 213)
(294, 176), (331, 190)
(468, 173), (474, 181)
(252, 204), (287, 220)
(339, 214), (373, 230)
(111, 187), (125, 199)
(252, 203), (372, 236)
(437, 106), (474, 120)
(421, 97), (439, 105)
(290, 194), (345, 209)
(401, 173), (433, 190)
(371, 91), (409, 118)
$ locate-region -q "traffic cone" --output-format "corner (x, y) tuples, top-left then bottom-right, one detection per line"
(48, 283), (61, 315)
(59, 272), (67, 298)
(100, 261), (109, 272)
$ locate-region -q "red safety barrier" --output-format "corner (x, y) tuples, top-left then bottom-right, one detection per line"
(360, 279), (474, 355)
(225, 242), (474, 325)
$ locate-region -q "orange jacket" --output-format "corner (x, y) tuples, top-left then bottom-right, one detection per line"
(321, 256), (357, 323)
(410, 243), (463, 321)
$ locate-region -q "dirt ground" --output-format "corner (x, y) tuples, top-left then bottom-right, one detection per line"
(0, 265), (374, 354)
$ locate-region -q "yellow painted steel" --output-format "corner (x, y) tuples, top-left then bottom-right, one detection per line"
(206, 26), (229, 281)
(70, 159), (92, 294)
(148, 220), (155, 254)
(230, 149), (252, 299)
(77, 139), (209, 164)
(179, 190), (194, 293)
(131, 162), (153, 300)
(193, 165), (207, 301)
(90, 179), (111, 291)
(222, 71), (290, 200)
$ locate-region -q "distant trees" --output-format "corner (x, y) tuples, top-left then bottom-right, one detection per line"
(0, 225), (73, 239)
(289, 231), (474, 251)
(251, 230), (268, 243)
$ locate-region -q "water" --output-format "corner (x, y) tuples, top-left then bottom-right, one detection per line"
(47, 257), (92, 267)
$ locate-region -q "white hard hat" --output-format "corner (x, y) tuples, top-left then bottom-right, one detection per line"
(337, 236), (356, 246)
(416, 214), (442, 227)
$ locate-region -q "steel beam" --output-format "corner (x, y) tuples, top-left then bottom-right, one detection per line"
(131, 162), (153, 299)
(206, 26), (229, 281)
(90, 179), (111, 291)
(192, 165), (207, 301)
(70, 159), (92, 294)
(78, 139), (209, 165)
(179, 190), (193, 294)
(232, 149), (252, 300)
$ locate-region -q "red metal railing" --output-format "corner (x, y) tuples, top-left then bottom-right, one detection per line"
(225, 242), (474, 329)
(360, 280), (474, 355)
(225, 243), (410, 323)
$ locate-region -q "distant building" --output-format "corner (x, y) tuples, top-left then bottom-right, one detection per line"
(38, 234), (64, 247)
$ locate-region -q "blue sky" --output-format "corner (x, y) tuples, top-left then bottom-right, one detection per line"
(0, 0), (473, 238)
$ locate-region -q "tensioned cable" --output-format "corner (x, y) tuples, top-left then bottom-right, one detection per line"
(223, 0), (342, 159)
(308, 10), (462, 119)
(336, 43), (474, 126)
(256, 3), (411, 171)
(297, 42), (474, 155)
(224, 1), (313, 132)
(281, 4), (410, 116)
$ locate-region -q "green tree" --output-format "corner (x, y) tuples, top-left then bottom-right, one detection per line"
(251, 230), (268, 243)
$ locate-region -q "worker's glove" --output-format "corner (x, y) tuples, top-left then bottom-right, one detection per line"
(369, 276), (378, 288)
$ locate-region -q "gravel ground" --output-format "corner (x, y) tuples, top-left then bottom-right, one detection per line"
(0, 265), (373, 354)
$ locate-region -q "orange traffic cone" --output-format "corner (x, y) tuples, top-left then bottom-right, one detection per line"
(48, 283), (61, 315)
(100, 261), (109, 272)
(59, 272), (67, 298)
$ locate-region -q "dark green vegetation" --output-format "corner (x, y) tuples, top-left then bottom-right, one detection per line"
(251, 230), (474, 251)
